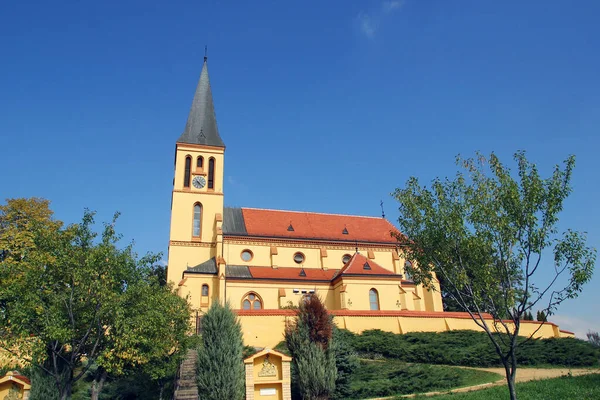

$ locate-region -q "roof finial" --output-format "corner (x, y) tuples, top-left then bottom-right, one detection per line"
(355, 240), (359, 254)
(380, 200), (386, 219)
(204, 45), (208, 62)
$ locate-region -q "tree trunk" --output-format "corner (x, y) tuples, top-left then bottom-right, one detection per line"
(59, 381), (72, 400)
(158, 382), (165, 400)
(502, 359), (518, 400)
(90, 368), (108, 400)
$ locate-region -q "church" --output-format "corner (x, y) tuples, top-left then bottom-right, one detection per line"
(166, 57), (572, 347)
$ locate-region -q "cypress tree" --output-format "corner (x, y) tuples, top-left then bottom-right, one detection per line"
(285, 295), (337, 400)
(29, 367), (60, 400)
(196, 301), (245, 400)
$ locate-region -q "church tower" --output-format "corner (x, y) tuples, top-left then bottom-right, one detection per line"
(167, 55), (225, 290)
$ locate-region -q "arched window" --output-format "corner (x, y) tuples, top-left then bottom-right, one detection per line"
(201, 284), (209, 297)
(242, 292), (262, 310)
(196, 156), (204, 170)
(208, 158), (215, 189)
(369, 289), (380, 310)
(184, 156), (192, 188)
(404, 261), (413, 281)
(193, 203), (202, 237)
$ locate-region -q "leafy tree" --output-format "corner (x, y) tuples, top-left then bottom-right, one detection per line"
(587, 331), (600, 348)
(196, 301), (245, 400)
(285, 295), (337, 400)
(0, 198), (190, 400)
(392, 152), (596, 400)
(89, 279), (191, 400)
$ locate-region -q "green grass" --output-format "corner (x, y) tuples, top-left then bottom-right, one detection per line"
(348, 359), (502, 399)
(409, 373), (600, 400)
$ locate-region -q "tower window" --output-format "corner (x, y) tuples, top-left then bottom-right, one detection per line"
(208, 158), (215, 189)
(201, 284), (209, 297)
(242, 292), (262, 310)
(196, 156), (204, 170)
(369, 288), (380, 311)
(342, 254), (351, 265)
(184, 156), (192, 188)
(193, 203), (202, 237)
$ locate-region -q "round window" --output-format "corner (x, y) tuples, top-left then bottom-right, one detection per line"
(241, 249), (253, 262)
(342, 254), (352, 264)
(293, 252), (305, 264)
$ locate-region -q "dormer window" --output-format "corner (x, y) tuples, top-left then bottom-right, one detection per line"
(342, 227), (349, 235)
(363, 262), (371, 270)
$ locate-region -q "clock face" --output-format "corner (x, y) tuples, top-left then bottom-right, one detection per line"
(192, 176), (206, 189)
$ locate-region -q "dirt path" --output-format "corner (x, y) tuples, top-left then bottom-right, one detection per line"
(391, 367), (600, 399)
(476, 367), (600, 383)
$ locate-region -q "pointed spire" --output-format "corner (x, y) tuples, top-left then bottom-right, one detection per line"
(178, 54), (225, 147)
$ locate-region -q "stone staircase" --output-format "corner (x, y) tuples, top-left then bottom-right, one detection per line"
(174, 349), (198, 400)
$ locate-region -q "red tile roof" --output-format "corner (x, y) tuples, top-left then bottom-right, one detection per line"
(338, 253), (397, 276)
(245, 266), (339, 281)
(240, 208), (400, 243)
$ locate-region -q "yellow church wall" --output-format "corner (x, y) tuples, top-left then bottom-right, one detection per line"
(226, 281), (335, 310)
(342, 279), (404, 311)
(169, 192), (223, 243)
(167, 244), (215, 284)
(223, 240), (400, 272)
(236, 314), (566, 348)
(239, 315), (289, 347)
(178, 274), (220, 312)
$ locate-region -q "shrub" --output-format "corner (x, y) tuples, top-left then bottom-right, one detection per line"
(346, 329), (600, 367)
(285, 295), (337, 400)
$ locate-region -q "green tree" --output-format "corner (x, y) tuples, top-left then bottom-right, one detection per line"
(331, 328), (358, 400)
(0, 198), (190, 400)
(285, 295), (337, 400)
(392, 152), (595, 400)
(90, 279), (191, 400)
(196, 301), (245, 400)
(587, 331), (600, 348)
(29, 363), (60, 400)
(536, 310), (547, 322)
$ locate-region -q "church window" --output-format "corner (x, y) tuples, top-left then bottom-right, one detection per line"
(404, 261), (413, 281)
(196, 156), (204, 170)
(242, 292), (262, 310)
(342, 254), (351, 265)
(201, 284), (209, 297)
(193, 203), (202, 237)
(293, 252), (305, 264)
(241, 249), (253, 262)
(208, 158), (215, 189)
(184, 156), (192, 188)
(369, 289), (380, 310)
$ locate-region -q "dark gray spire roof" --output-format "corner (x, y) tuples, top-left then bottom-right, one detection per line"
(177, 57), (225, 147)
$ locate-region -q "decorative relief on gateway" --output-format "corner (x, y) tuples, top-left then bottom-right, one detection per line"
(258, 354), (277, 377)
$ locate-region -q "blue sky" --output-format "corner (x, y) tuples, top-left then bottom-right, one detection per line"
(1, 0), (598, 337)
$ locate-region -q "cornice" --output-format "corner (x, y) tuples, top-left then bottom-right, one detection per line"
(169, 240), (216, 248)
(223, 235), (398, 251)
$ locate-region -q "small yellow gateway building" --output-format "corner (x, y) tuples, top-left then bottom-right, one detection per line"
(166, 57), (573, 347)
